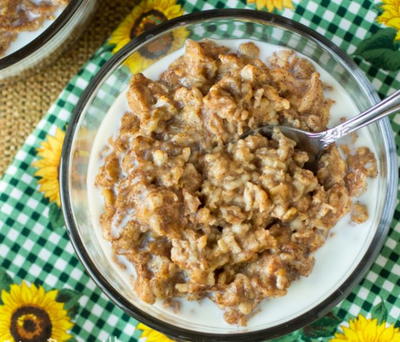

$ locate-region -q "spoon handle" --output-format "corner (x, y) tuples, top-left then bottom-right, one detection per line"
(322, 89), (400, 146)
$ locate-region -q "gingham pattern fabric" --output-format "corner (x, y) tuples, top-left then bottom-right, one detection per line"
(0, 0), (399, 341)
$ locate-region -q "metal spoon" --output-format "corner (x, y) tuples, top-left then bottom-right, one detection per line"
(242, 89), (400, 170)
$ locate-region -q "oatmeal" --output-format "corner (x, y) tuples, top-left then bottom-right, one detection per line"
(0, 0), (69, 56)
(95, 40), (377, 325)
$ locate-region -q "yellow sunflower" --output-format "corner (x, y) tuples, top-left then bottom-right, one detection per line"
(137, 323), (174, 342)
(32, 127), (65, 207)
(247, 0), (294, 11)
(331, 315), (400, 342)
(0, 282), (73, 342)
(377, 0), (400, 40)
(109, 0), (187, 74)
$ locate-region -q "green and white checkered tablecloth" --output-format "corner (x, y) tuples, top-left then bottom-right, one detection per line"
(0, 0), (399, 341)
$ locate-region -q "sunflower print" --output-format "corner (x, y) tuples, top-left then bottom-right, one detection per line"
(137, 323), (174, 342)
(331, 315), (400, 342)
(109, 0), (188, 74)
(0, 282), (73, 342)
(247, 0), (293, 11)
(32, 127), (65, 207)
(377, 0), (400, 40)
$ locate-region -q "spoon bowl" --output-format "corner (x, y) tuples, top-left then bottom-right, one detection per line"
(241, 125), (325, 171)
(243, 89), (400, 171)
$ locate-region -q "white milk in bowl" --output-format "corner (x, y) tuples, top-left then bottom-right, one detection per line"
(87, 39), (379, 333)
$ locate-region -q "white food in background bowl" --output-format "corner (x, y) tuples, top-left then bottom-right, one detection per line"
(4, 7), (64, 57)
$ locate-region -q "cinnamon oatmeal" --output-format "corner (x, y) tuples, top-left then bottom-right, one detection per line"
(0, 0), (69, 56)
(95, 40), (377, 325)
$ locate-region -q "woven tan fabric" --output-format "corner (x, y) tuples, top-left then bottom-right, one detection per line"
(0, 0), (137, 176)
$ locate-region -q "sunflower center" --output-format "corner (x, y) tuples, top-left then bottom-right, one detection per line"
(23, 318), (36, 332)
(11, 306), (52, 342)
(130, 9), (167, 38)
(130, 9), (173, 59)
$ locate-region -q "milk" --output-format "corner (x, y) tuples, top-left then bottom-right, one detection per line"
(87, 40), (379, 333)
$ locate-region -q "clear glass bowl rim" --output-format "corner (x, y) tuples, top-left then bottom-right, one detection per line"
(60, 9), (398, 342)
(0, 0), (83, 71)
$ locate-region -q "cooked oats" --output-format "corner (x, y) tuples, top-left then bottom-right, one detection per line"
(351, 202), (369, 224)
(95, 40), (377, 325)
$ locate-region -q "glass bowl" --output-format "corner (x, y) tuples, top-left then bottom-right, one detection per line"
(60, 9), (397, 341)
(0, 0), (98, 83)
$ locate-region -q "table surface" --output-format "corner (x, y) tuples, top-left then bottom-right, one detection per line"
(0, 1), (399, 340)
(0, 0), (136, 177)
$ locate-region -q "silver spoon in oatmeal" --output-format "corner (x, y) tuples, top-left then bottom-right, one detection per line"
(243, 89), (400, 170)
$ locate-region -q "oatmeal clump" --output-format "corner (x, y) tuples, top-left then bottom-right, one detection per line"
(96, 40), (377, 325)
(351, 202), (369, 224)
(0, 0), (69, 56)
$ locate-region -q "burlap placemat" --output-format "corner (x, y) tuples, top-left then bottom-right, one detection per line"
(0, 0), (138, 177)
